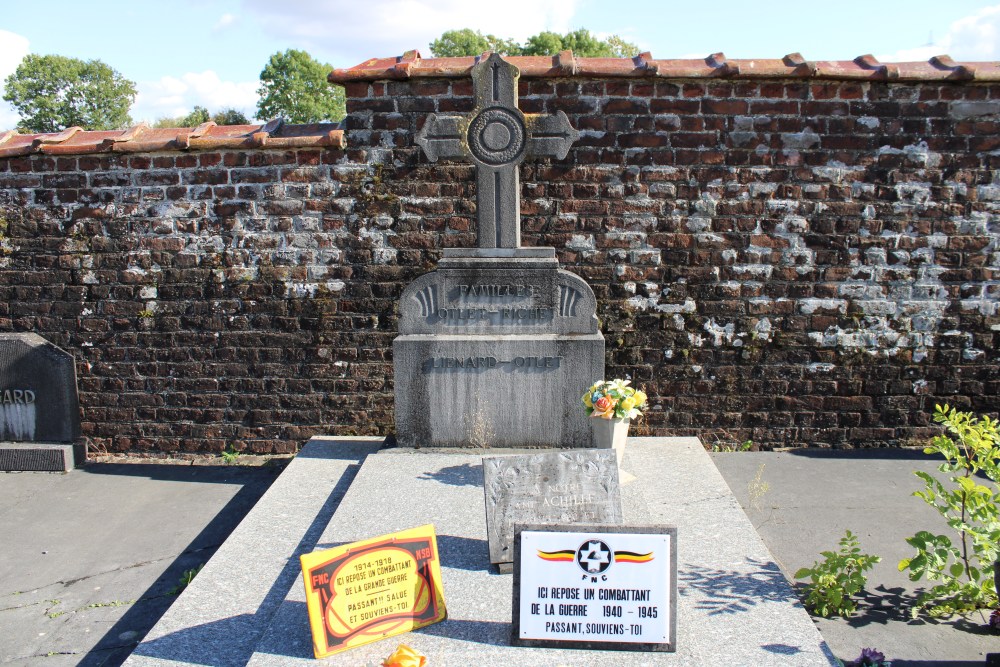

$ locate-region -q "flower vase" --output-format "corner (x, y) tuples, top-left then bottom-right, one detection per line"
(591, 416), (630, 466)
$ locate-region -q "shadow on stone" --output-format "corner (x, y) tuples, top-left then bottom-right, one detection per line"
(785, 448), (939, 462)
(78, 465), (279, 666)
(416, 617), (511, 646)
(417, 462), (483, 486)
(761, 643), (808, 655)
(436, 534), (492, 572)
(129, 613), (272, 666)
(679, 558), (798, 615)
(124, 460), (365, 666)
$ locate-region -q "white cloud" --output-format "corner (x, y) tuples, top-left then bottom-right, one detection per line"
(133, 70), (259, 124)
(878, 4), (1000, 61)
(947, 4), (1000, 59)
(240, 0), (581, 65)
(0, 29), (30, 131)
(213, 13), (239, 31)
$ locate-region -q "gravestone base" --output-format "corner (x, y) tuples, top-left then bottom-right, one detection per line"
(394, 334), (604, 447)
(0, 442), (81, 472)
(394, 248), (604, 448)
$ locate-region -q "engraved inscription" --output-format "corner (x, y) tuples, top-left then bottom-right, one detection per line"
(482, 450), (623, 565)
(435, 307), (551, 321)
(1, 389), (36, 404)
(459, 283), (537, 298)
(429, 356), (562, 370)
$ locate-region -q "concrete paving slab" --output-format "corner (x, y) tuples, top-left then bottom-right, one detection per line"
(1, 460), (281, 666)
(712, 449), (999, 667)
(232, 438), (833, 666)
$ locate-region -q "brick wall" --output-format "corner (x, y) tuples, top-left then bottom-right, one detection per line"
(1, 70), (997, 453)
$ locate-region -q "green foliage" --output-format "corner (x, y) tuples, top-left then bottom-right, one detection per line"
(429, 28), (639, 58)
(794, 530), (881, 617)
(221, 442), (240, 464)
(153, 106), (251, 129)
(182, 105), (211, 126)
(429, 29), (522, 57)
(256, 49), (345, 123)
(3, 54), (136, 133)
(710, 439), (753, 452)
(168, 564), (203, 595)
(524, 28), (635, 57)
(211, 108), (250, 125)
(898, 404), (1000, 617)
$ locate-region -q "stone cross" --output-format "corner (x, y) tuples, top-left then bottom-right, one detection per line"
(415, 53), (579, 249)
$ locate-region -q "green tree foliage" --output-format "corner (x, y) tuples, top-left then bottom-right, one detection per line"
(3, 54), (136, 133)
(429, 28), (639, 59)
(429, 29), (523, 57)
(182, 106), (211, 126)
(212, 108), (250, 125)
(256, 49), (345, 123)
(152, 106), (250, 128)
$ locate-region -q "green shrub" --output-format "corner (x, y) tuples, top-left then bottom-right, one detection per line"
(898, 404), (1000, 617)
(795, 530), (881, 617)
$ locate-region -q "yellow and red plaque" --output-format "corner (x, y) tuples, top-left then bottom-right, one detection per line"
(300, 524), (447, 658)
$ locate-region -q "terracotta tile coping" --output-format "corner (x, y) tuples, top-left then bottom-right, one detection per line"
(330, 49), (1000, 83)
(0, 119), (344, 159)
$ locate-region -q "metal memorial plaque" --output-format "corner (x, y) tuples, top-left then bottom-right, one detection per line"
(512, 523), (677, 652)
(482, 449), (622, 570)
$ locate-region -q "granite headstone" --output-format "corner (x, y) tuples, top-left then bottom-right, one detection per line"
(0, 333), (81, 471)
(482, 449), (623, 572)
(394, 53), (605, 447)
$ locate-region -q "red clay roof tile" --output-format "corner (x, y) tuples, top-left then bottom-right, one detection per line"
(0, 122), (344, 159)
(329, 50), (1000, 83)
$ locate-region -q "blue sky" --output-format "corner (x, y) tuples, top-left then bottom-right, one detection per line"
(2, 0), (1000, 129)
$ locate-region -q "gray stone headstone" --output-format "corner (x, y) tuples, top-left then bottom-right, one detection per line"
(395, 53), (604, 448)
(482, 449), (623, 570)
(0, 334), (79, 443)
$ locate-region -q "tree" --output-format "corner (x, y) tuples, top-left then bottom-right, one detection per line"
(182, 106), (211, 126)
(256, 49), (345, 123)
(212, 108), (250, 125)
(3, 54), (136, 133)
(152, 106), (250, 128)
(429, 29), (523, 57)
(430, 28), (639, 59)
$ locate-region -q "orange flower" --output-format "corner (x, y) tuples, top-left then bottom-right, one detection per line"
(595, 396), (614, 411)
(382, 644), (427, 667)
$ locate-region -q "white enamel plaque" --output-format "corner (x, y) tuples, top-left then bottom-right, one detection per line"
(512, 526), (676, 651)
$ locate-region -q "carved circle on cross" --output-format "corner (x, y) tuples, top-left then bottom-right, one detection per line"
(467, 106), (526, 166)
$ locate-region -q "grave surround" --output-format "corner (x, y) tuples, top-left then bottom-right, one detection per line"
(126, 437), (838, 666)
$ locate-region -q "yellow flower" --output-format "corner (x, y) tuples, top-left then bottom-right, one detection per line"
(382, 644), (426, 667)
(634, 390), (647, 406)
(582, 391), (593, 408)
(620, 396), (636, 413)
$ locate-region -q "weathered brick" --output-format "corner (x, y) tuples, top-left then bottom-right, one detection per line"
(0, 75), (995, 455)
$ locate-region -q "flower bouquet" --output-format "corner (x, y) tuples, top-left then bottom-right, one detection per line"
(582, 379), (647, 420)
(582, 379), (648, 465)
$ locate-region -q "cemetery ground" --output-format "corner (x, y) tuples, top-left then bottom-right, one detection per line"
(1, 445), (997, 666)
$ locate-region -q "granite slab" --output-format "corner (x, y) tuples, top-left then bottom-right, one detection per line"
(240, 438), (836, 666)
